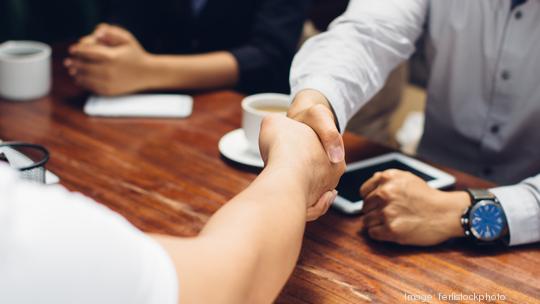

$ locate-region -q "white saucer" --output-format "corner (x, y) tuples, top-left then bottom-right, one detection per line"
(219, 129), (264, 168)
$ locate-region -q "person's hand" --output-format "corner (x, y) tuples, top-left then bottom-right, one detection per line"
(360, 169), (471, 246)
(259, 114), (346, 221)
(64, 23), (153, 96)
(288, 90), (345, 220)
(288, 89), (345, 164)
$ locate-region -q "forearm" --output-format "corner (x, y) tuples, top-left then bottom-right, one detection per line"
(290, 0), (427, 130)
(201, 166), (307, 302)
(154, 166), (309, 304)
(144, 52), (239, 91)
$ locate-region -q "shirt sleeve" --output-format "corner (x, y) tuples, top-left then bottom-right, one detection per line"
(229, 0), (310, 94)
(490, 174), (540, 246)
(0, 166), (178, 304)
(290, 0), (428, 132)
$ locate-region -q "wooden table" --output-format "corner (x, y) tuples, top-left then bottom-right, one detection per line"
(0, 50), (538, 304)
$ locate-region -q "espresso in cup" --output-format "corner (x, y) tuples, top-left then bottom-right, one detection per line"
(242, 93), (290, 154)
(0, 41), (52, 101)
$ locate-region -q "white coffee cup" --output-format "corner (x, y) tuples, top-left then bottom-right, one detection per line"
(0, 41), (52, 101)
(242, 93), (290, 154)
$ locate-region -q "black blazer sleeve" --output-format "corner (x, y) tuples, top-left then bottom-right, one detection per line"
(229, 0), (311, 94)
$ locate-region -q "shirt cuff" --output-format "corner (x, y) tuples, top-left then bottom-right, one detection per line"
(490, 185), (540, 246)
(230, 46), (265, 76)
(291, 75), (349, 134)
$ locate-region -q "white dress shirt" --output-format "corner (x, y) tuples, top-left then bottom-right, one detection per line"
(291, 0), (540, 245)
(0, 165), (178, 303)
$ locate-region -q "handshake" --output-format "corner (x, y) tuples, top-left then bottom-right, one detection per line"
(260, 90), (346, 221)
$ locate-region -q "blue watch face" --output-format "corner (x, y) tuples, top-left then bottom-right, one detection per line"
(470, 201), (507, 241)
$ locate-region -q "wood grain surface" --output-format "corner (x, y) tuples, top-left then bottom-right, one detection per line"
(0, 47), (538, 304)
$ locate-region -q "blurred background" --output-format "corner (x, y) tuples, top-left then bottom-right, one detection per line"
(0, 0), (106, 42)
(0, 0), (428, 153)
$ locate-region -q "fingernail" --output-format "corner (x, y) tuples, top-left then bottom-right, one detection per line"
(328, 145), (345, 163)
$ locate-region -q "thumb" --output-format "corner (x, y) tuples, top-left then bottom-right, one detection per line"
(295, 104), (345, 164)
(96, 25), (135, 46)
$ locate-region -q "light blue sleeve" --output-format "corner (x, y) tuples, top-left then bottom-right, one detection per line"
(491, 174), (540, 246)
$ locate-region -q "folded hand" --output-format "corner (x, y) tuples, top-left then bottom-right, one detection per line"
(360, 169), (470, 246)
(64, 23), (152, 96)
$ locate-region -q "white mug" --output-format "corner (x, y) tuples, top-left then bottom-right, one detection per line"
(0, 41), (52, 101)
(241, 93), (290, 154)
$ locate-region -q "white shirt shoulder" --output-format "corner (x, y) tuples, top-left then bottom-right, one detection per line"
(0, 165), (178, 304)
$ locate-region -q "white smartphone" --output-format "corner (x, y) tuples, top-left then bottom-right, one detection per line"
(333, 152), (456, 214)
(84, 94), (193, 118)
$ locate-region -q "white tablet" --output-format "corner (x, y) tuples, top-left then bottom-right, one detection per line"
(333, 152), (456, 214)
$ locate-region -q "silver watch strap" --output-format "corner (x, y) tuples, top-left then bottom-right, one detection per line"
(466, 189), (496, 201)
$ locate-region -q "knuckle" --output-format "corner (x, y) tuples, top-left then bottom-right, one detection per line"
(372, 189), (385, 200)
(261, 114), (279, 129)
(382, 207), (396, 219)
(379, 173), (389, 182)
(306, 104), (330, 121)
(378, 184), (394, 199)
(405, 171), (417, 179)
(382, 170), (395, 179)
(311, 103), (330, 114)
(305, 106), (318, 120)
(387, 221), (401, 234)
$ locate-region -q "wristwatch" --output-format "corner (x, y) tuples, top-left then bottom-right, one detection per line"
(461, 189), (509, 244)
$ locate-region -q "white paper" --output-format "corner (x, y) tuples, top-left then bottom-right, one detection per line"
(84, 94), (193, 118)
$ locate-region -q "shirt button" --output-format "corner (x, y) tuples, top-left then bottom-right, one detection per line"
(515, 11), (523, 19)
(191, 39), (200, 49)
(490, 125), (500, 134)
(501, 70), (511, 81)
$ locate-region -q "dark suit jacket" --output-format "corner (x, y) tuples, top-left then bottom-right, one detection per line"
(106, 0), (310, 94)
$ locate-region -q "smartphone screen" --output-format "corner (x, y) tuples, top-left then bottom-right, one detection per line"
(336, 160), (435, 203)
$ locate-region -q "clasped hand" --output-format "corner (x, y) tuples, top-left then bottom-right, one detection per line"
(65, 23), (152, 95)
